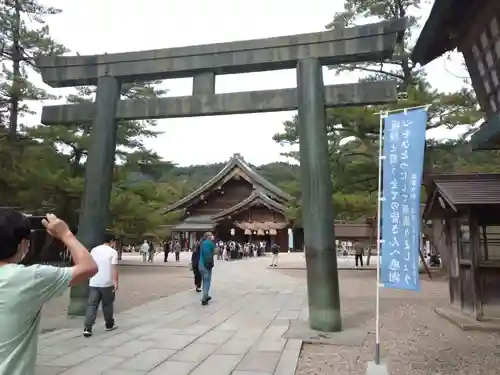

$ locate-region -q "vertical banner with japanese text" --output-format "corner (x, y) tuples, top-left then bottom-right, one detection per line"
(381, 108), (427, 291)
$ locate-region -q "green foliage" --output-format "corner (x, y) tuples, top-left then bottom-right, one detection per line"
(109, 181), (178, 238)
(149, 161), (300, 194)
(0, 128), (187, 237)
(272, 0), (487, 221)
(23, 81), (181, 236)
(1, 0), (497, 235)
(0, 0), (183, 237)
(333, 193), (377, 222)
(0, 0), (67, 137)
(0, 0), (180, 239)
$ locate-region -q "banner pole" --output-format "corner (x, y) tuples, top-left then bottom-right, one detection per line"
(375, 111), (385, 365)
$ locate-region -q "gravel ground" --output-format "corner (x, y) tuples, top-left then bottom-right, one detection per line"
(280, 269), (500, 375)
(41, 265), (195, 331)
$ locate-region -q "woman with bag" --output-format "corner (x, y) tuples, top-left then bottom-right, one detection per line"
(198, 232), (215, 305)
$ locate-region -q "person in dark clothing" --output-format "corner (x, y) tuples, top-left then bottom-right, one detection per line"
(270, 243), (280, 267)
(191, 241), (202, 292)
(147, 241), (155, 262)
(163, 241), (170, 262)
(354, 241), (364, 268)
(429, 253), (441, 267)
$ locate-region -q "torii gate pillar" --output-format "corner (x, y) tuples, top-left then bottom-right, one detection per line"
(297, 58), (340, 331)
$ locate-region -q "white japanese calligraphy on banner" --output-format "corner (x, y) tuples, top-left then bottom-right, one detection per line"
(381, 108), (427, 291)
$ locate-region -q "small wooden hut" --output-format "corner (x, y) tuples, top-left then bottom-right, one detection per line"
(423, 173), (500, 320)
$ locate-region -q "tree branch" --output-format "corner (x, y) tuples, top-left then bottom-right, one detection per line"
(335, 64), (405, 80)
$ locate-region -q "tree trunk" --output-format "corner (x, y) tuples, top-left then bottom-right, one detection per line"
(60, 149), (85, 229)
(8, 0), (22, 140)
(366, 216), (377, 266)
(395, 0), (413, 93)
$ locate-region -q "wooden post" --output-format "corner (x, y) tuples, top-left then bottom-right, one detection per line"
(366, 216), (376, 266)
(469, 208), (483, 320)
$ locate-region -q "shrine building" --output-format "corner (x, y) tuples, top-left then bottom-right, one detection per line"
(164, 154), (295, 250)
(412, 0), (500, 149)
(414, 1), (500, 324)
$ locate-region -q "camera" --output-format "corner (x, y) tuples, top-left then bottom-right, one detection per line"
(20, 215), (71, 266)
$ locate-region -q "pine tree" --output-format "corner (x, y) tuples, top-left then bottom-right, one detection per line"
(26, 81), (172, 233)
(0, 0), (66, 139)
(274, 0), (483, 189)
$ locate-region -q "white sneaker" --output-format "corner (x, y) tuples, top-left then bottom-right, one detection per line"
(105, 324), (118, 332)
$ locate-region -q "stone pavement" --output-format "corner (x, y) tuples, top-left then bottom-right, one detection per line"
(273, 252), (377, 270)
(36, 256), (308, 375)
(119, 251), (377, 270)
(40, 264), (195, 333)
(118, 251), (191, 267)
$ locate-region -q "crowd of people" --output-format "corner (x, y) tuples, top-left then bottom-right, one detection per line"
(161, 239), (279, 263)
(121, 236), (284, 268)
(214, 240), (267, 260)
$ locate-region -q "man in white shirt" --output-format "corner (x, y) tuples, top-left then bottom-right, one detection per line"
(140, 240), (149, 262)
(83, 233), (119, 337)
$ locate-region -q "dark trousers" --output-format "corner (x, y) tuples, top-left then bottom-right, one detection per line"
(175, 252), (180, 261)
(355, 254), (364, 267)
(193, 265), (202, 288)
(164, 250), (169, 262)
(84, 286), (115, 329)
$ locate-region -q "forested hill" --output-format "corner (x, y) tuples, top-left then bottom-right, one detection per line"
(127, 139), (500, 226)
(126, 161), (300, 192)
(127, 139), (500, 197)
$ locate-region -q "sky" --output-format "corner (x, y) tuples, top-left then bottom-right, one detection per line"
(27, 0), (470, 166)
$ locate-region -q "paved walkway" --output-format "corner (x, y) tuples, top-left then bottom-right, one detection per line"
(118, 251), (191, 267)
(268, 253), (377, 270)
(119, 251), (377, 270)
(36, 256), (308, 375)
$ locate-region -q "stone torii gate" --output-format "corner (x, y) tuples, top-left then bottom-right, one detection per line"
(36, 18), (406, 331)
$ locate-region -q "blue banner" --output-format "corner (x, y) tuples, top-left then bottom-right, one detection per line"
(381, 108), (427, 291)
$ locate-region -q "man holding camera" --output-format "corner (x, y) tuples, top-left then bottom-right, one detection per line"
(0, 209), (98, 375)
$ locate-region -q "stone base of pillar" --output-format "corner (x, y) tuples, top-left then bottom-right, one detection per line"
(67, 283), (89, 316)
(364, 362), (389, 375)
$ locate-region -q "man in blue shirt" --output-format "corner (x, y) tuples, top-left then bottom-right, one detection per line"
(198, 232), (215, 305)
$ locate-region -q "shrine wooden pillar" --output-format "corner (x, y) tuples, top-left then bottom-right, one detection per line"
(468, 208), (483, 319)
